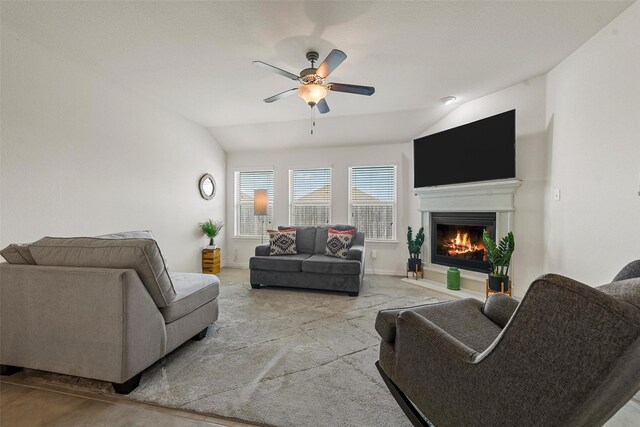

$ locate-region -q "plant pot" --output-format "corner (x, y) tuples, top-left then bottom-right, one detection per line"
(408, 258), (422, 272)
(488, 275), (510, 292)
(209, 238), (215, 247)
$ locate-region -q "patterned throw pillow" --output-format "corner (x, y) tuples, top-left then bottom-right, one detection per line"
(269, 229), (297, 256)
(325, 228), (355, 259)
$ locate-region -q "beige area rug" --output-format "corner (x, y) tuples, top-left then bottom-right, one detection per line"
(24, 273), (441, 427)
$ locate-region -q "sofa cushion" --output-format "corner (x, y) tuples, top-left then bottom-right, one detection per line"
(0, 243), (35, 265)
(314, 225), (357, 254)
(160, 272), (220, 323)
(250, 254), (311, 272)
(325, 228), (355, 259)
(30, 237), (176, 307)
(279, 226), (316, 254)
(96, 229), (170, 267)
(96, 230), (156, 240)
(268, 229), (297, 255)
(302, 254), (361, 275)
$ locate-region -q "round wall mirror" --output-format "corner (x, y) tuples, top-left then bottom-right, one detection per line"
(199, 174), (216, 200)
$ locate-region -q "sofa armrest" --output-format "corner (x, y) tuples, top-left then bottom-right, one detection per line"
(0, 264), (166, 384)
(398, 310), (477, 362)
(347, 245), (365, 262)
(483, 293), (519, 328)
(255, 243), (270, 256)
(376, 299), (483, 344)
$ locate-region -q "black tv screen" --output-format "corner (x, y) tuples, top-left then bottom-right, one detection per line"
(414, 109), (516, 187)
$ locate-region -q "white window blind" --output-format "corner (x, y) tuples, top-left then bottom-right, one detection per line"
(234, 170), (274, 237)
(349, 165), (397, 240)
(289, 168), (331, 226)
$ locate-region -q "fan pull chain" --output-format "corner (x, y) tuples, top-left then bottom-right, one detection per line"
(310, 106), (316, 135)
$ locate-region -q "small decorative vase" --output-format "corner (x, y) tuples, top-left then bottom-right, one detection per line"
(447, 267), (460, 290)
(209, 238), (215, 247)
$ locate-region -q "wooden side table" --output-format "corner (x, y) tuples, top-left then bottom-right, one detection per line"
(485, 279), (512, 298)
(202, 248), (221, 274)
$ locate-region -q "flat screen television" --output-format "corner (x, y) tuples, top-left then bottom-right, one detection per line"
(414, 109), (516, 187)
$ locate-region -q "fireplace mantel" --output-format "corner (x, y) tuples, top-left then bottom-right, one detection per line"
(414, 179), (522, 212)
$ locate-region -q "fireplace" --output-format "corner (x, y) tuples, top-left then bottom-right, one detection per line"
(430, 212), (496, 273)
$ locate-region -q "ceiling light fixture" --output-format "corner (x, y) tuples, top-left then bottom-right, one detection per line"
(440, 96), (457, 105)
(297, 83), (328, 107)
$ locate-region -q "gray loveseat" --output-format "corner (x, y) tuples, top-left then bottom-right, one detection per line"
(0, 234), (219, 394)
(250, 225), (365, 296)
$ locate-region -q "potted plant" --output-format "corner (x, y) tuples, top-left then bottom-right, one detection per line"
(482, 230), (515, 292)
(407, 226), (426, 272)
(199, 219), (224, 247)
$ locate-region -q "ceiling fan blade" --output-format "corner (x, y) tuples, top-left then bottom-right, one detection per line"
(263, 88), (298, 103)
(253, 61), (299, 80)
(316, 98), (330, 114)
(316, 49), (347, 78)
(329, 83), (375, 96)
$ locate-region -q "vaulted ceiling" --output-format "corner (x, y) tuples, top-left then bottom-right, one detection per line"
(1, 1), (632, 151)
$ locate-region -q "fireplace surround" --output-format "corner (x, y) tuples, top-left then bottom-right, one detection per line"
(412, 179), (521, 296)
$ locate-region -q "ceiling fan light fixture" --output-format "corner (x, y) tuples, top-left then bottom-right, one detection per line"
(298, 83), (328, 107)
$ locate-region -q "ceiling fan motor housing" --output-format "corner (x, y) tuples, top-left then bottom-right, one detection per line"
(306, 51), (320, 64)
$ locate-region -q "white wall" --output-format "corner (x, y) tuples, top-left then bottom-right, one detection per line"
(417, 76), (548, 296)
(544, 1), (640, 284)
(0, 28), (226, 273)
(225, 142), (416, 275)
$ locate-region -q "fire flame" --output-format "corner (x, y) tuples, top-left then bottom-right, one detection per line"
(444, 231), (485, 256)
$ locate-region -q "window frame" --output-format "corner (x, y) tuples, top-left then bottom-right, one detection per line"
(234, 169), (275, 238)
(348, 164), (398, 242)
(288, 166), (332, 227)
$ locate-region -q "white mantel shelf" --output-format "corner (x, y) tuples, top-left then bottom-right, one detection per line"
(414, 179), (522, 212)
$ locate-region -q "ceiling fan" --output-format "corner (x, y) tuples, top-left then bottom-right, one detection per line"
(253, 49), (375, 115)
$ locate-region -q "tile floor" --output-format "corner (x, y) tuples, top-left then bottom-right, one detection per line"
(1, 268), (638, 426)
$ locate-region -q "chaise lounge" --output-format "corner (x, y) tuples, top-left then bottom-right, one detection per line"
(0, 234), (219, 394)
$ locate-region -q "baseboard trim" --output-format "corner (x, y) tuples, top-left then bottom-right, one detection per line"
(223, 262), (249, 269)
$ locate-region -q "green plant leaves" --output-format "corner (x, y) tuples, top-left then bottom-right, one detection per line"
(482, 230), (514, 276)
(199, 219), (224, 239)
(407, 226), (425, 259)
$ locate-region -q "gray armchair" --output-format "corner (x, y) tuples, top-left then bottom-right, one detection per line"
(375, 261), (640, 426)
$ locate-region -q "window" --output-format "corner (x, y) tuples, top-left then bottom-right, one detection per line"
(289, 168), (331, 226)
(234, 170), (274, 237)
(349, 165), (397, 240)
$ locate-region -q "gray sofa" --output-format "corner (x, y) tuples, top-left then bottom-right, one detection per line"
(250, 225), (365, 296)
(375, 260), (640, 426)
(0, 235), (219, 394)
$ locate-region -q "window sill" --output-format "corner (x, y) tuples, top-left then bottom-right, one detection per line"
(365, 239), (399, 245)
(233, 236), (267, 241)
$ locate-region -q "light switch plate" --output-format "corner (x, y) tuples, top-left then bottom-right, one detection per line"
(553, 188), (561, 201)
